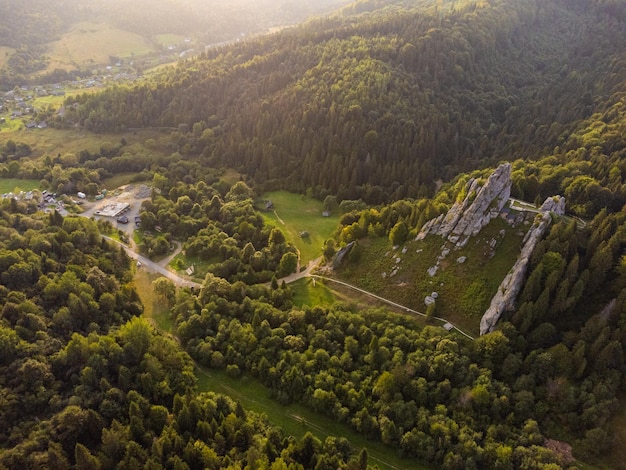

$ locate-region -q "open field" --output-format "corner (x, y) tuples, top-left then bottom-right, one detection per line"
(0, 127), (165, 161)
(0, 117), (25, 132)
(0, 178), (39, 194)
(259, 191), (340, 265)
(45, 21), (155, 72)
(0, 46), (15, 69)
(195, 367), (429, 470)
(154, 34), (186, 46)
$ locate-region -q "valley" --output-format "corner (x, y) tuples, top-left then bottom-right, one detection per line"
(2, 0), (626, 469)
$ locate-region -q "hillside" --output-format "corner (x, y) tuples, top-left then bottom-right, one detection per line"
(3, 0), (626, 468)
(61, 0), (626, 207)
(0, 0), (351, 88)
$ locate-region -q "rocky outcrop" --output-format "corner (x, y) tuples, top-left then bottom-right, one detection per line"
(479, 196), (566, 335)
(417, 163), (512, 248)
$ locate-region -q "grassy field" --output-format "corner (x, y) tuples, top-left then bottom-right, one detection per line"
(290, 277), (337, 308)
(133, 269), (175, 333)
(259, 191), (340, 265)
(0, 127), (163, 162)
(0, 117), (25, 132)
(45, 21), (154, 71)
(195, 367), (429, 470)
(0, 178), (40, 194)
(102, 173), (142, 189)
(337, 215), (526, 335)
(154, 34), (186, 46)
(0, 46), (15, 69)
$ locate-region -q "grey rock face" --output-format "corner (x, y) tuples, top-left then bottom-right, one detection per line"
(417, 163), (512, 247)
(479, 196), (567, 335)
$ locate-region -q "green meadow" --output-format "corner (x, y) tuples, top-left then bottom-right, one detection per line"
(0, 178), (40, 194)
(259, 191), (340, 265)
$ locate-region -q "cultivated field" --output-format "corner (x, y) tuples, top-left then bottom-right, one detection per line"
(45, 21), (155, 72)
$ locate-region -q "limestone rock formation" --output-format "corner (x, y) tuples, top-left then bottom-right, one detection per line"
(479, 196), (566, 335)
(417, 163), (512, 248)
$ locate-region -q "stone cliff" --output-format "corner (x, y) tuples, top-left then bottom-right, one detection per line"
(417, 163), (512, 248)
(479, 195), (566, 335)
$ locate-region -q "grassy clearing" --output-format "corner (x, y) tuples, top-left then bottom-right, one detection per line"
(103, 173), (142, 189)
(195, 367), (429, 470)
(259, 191), (340, 265)
(337, 215), (527, 335)
(133, 269), (175, 333)
(169, 252), (215, 282)
(0, 117), (25, 132)
(154, 34), (186, 46)
(46, 21), (154, 71)
(0, 178), (40, 194)
(0, 128), (163, 162)
(290, 277), (337, 308)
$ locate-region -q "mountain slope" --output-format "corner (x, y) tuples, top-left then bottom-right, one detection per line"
(66, 0), (626, 204)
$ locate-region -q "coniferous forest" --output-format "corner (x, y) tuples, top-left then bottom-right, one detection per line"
(3, 0), (626, 469)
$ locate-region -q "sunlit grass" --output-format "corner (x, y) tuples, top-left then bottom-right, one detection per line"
(45, 21), (154, 71)
(0, 178), (40, 194)
(154, 34), (186, 46)
(259, 191), (340, 265)
(133, 269), (174, 333)
(290, 277), (337, 308)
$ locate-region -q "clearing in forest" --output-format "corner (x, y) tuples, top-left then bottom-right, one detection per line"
(0, 178), (40, 194)
(259, 191), (340, 265)
(45, 21), (154, 72)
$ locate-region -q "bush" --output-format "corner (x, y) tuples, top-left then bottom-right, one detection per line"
(226, 364), (241, 378)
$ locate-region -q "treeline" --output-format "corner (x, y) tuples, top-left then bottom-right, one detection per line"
(62, 0), (626, 204)
(0, 199), (363, 469)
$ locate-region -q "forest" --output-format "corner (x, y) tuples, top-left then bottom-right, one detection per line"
(2, 0), (626, 468)
(58, 0), (626, 208)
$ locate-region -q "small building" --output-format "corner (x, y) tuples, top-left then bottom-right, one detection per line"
(265, 200), (274, 210)
(443, 322), (454, 331)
